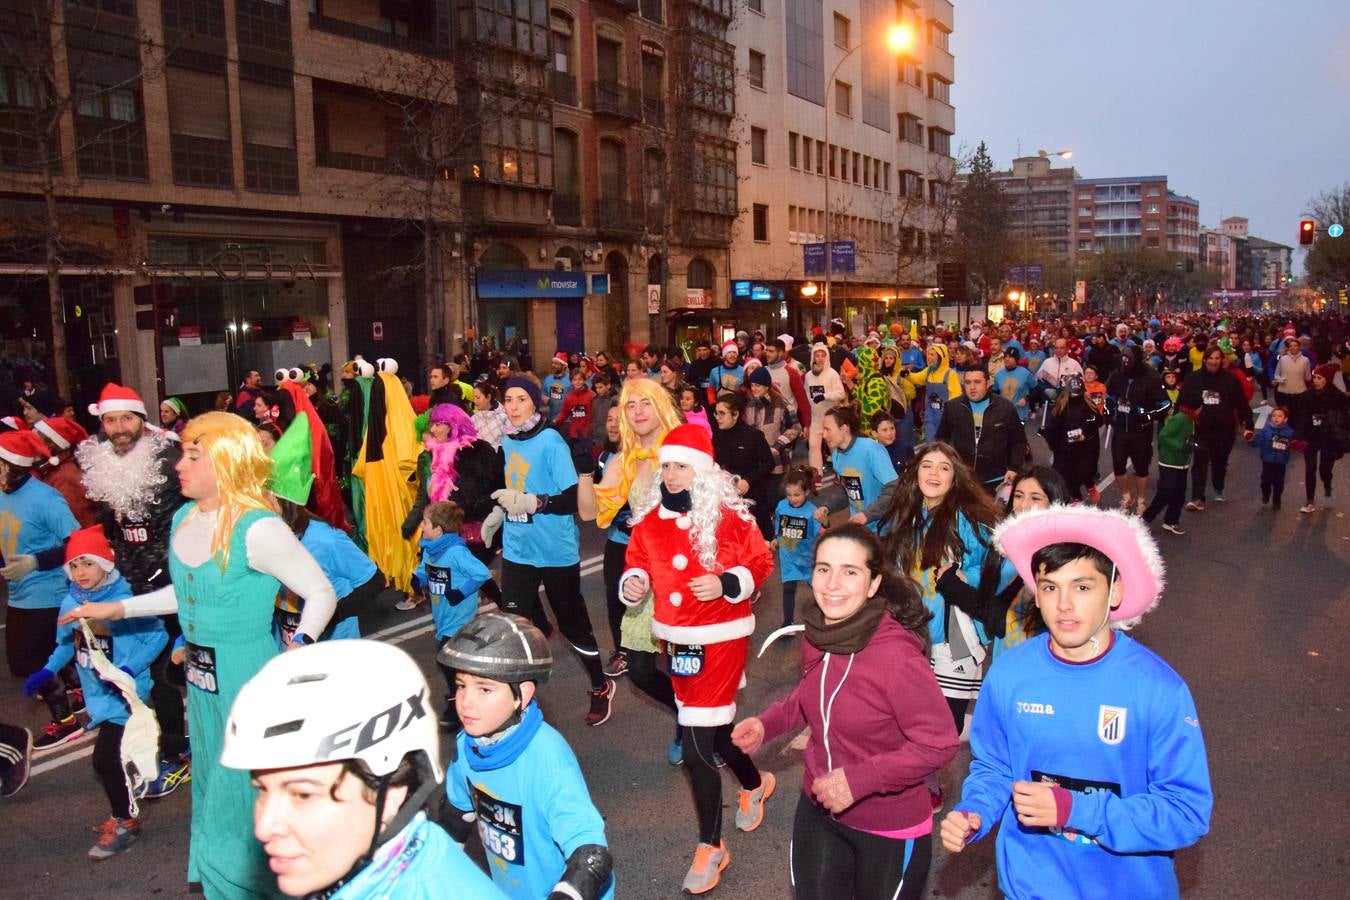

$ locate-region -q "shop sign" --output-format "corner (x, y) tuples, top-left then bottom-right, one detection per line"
(589, 273), (610, 295)
(155, 249), (324, 281)
(733, 281), (778, 301)
(292, 321), (311, 343)
(647, 284), (662, 314)
(178, 326), (201, 346)
(685, 288), (711, 309)
(477, 269), (588, 298)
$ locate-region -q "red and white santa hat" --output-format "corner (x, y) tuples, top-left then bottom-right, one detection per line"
(34, 416), (89, 451)
(0, 415), (28, 431)
(88, 383), (147, 419)
(552, 351), (569, 367)
(0, 430), (58, 468)
(64, 525), (116, 576)
(721, 340), (738, 357)
(659, 423), (716, 473)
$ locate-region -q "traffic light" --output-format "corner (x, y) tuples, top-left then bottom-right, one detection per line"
(1299, 219), (1315, 245)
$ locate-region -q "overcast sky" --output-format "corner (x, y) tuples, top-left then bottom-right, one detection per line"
(952, 0), (1350, 264)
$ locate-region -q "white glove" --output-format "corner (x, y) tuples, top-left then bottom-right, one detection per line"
(492, 489), (540, 517)
(1, 553), (37, 581)
(480, 507), (505, 547)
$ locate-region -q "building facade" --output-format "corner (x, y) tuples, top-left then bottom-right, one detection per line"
(1199, 227), (1236, 290)
(1206, 216), (1292, 291)
(993, 154), (1079, 258)
(1073, 175), (1199, 263)
(0, 0), (727, 410)
(727, 0), (956, 337)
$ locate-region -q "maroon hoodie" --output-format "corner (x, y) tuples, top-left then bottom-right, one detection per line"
(757, 614), (959, 832)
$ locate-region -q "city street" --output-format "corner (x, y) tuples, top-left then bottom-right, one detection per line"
(1, 422), (1347, 899)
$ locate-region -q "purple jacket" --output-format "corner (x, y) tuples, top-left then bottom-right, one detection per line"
(757, 614), (959, 832)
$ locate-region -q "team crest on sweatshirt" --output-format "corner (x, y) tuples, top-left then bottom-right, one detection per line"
(1098, 705), (1127, 745)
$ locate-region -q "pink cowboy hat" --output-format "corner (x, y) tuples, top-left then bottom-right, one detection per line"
(992, 505), (1164, 627)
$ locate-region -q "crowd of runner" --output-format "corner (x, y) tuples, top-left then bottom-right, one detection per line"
(0, 307), (1346, 899)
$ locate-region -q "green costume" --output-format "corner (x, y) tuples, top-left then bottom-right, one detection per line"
(852, 346), (889, 434)
(170, 505), (282, 899)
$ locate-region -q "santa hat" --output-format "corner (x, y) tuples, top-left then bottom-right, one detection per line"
(34, 417), (89, 451)
(88, 383), (147, 418)
(0, 415), (28, 432)
(0, 431), (57, 468)
(64, 526), (116, 576)
(721, 340), (739, 357)
(777, 333), (794, 350)
(552, 351), (569, 367)
(659, 423), (715, 473)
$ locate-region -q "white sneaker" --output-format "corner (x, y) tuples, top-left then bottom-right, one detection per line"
(1299, 504), (1316, 514)
(1161, 523), (1186, 535)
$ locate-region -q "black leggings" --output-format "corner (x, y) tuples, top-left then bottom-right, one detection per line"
(945, 697), (969, 735)
(683, 723), (761, 844)
(1191, 430), (1236, 501)
(92, 722), (133, 819)
(334, 573), (388, 636)
(626, 648), (677, 713)
(1305, 448), (1337, 503)
(5, 605), (59, 678)
(499, 560), (604, 689)
(790, 792), (931, 900)
(149, 619), (188, 759)
(603, 539), (627, 652)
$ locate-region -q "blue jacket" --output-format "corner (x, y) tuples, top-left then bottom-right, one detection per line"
(0, 476), (78, 609)
(414, 532), (489, 640)
(332, 812), (504, 899)
(46, 571), (167, 726)
(1256, 421), (1296, 465)
(957, 633), (1212, 900)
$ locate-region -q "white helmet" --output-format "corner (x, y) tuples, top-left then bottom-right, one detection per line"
(221, 640), (440, 784)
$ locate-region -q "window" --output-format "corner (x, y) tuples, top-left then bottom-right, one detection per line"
(929, 22), (949, 51)
(1146, 221), (1160, 231)
(1147, 204), (1159, 214)
(851, 151), (859, 183)
(787, 131), (798, 168)
(928, 127), (951, 156)
(833, 13), (850, 48)
(1078, 206), (1091, 216)
(898, 113), (922, 144)
(815, 139), (824, 174)
(687, 257), (714, 289)
(862, 155), (869, 187)
(640, 0), (662, 24)
(470, 0), (549, 57)
(644, 147), (665, 227)
(927, 74), (950, 104)
(747, 0), (762, 11)
(480, 100), (553, 187)
(899, 58), (921, 88)
(598, 138), (626, 199)
(1146, 186), (1161, 196)
(900, 170), (922, 198)
(551, 12), (573, 73)
(167, 66), (231, 187)
(801, 135), (811, 171)
(1146, 237), (1160, 248)
(236, 0), (291, 54)
(748, 49), (765, 89)
(828, 143), (836, 178)
(750, 126), (766, 165)
(162, 0), (227, 39)
(753, 203), (768, 241)
(0, 67), (36, 108)
(834, 80), (851, 116)
(883, 162), (890, 192)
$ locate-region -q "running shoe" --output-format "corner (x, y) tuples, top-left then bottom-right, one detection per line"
(585, 678), (615, 727)
(1185, 500), (1205, 512)
(144, 753), (192, 798)
(734, 771), (776, 832)
(681, 842), (730, 895)
(88, 817), (141, 860)
(1161, 523), (1186, 536)
(602, 650), (629, 678)
(68, 687), (86, 716)
(667, 739), (684, 766)
(33, 716), (83, 753)
(0, 725), (33, 798)
(1087, 486), (1101, 504)
(1300, 504), (1316, 514)
(1213, 494), (1226, 503)
(395, 595), (422, 611)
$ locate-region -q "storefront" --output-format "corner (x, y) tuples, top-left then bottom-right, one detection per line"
(475, 267), (591, 363)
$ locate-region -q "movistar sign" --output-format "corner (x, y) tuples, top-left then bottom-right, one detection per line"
(477, 269), (589, 298)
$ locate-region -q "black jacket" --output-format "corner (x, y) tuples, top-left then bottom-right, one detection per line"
(1085, 342), (1121, 380)
(936, 394), (1027, 483)
(1177, 367), (1253, 436)
(95, 434), (185, 593)
(1105, 366), (1170, 434)
(712, 421), (774, 496)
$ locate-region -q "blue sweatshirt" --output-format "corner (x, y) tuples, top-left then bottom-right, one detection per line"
(448, 707), (614, 900)
(331, 813), (505, 899)
(774, 497), (821, 583)
(45, 571), (167, 726)
(413, 532), (489, 640)
(831, 436), (898, 524)
(956, 633), (1212, 900)
(501, 426), (580, 567)
(0, 476), (78, 609)
(1255, 421), (1296, 466)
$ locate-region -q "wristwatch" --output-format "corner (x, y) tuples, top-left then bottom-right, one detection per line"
(290, 633), (315, 647)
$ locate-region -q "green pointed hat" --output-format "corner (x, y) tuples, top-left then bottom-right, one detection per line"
(270, 413), (314, 505)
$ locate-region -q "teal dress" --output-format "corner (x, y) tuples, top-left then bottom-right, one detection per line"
(170, 504), (283, 899)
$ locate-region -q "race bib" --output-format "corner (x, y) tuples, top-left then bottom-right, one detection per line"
(930, 398), (942, 410)
(472, 784), (525, 865)
(427, 565), (449, 598)
(809, 384), (825, 403)
(1067, 427), (1085, 443)
(841, 475), (864, 503)
(275, 609), (302, 646)
(184, 642), (219, 694)
(1312, 415), (1325, 428)
(667, 643), (705, 677)
(120, 524), (152, 545)
(778, 514), (807, 543)
(75, 629), (113, 669)
(570, 406), (587, 419)
(549, 384), (565, 399)
(1202, 390), (1220, 406)
(505, 511), (533, 524)
(1271, 438), (1288, 452)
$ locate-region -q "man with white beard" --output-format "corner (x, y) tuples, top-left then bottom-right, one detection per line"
(76, 383), (191, 796)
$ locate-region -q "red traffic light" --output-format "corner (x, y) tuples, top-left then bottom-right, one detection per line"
(1299, 219), (1315, 245)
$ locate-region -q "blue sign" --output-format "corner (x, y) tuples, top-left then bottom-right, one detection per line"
(1006, 265), (1044, 285)
(803, 241), (856, 275)
(476, 269), (588, 298)
(733, 280), (779, 301)
(1329, 223), (1345, 238)
(733, 280), (751, 297)
(588, 273), (609, 294)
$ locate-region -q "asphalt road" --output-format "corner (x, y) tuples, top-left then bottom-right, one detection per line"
(2, 414), (1347, 899)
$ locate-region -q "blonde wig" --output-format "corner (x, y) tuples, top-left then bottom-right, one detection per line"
(180, 411), (278, 569)
(594, 378), (684, 528)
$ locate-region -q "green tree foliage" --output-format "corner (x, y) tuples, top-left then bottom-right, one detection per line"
(1083, 249), (1219, 311)
(953, 141), (1010, 304)
(1304, 182), (1350, 292)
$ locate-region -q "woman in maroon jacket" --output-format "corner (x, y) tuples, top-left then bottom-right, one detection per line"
(733, 523), (958, 899)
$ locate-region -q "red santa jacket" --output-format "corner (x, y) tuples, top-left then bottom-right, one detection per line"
(40, 458), (97, 528)
(623, 501), (774, 646)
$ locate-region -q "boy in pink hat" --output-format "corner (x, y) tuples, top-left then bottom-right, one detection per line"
(940, 505), (1212, 899)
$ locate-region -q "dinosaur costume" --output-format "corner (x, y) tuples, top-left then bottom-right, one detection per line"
(351, 358), (420, 592)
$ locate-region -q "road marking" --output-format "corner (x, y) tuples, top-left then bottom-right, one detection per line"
(1095, 474), (1115, 494)
(1254, 407), (1270, 430)
(24, 553), (607, 776)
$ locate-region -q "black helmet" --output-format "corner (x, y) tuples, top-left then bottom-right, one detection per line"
(437, 612), (552, 685)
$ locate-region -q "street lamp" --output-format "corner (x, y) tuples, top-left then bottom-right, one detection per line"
(821, 22), (915, 330)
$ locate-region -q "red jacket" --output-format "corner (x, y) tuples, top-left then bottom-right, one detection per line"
(555, 387), (594, 439)
(40, 458), (97, 528)
(624, 501), (773, 645)
(757, 615), (959, 832)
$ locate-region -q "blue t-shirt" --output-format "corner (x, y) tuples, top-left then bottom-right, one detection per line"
(501, 428), (580, 566)
(709, 363), (745, 394)
(0, 476), (78, 609)
(900, 347), (926, 371)
(957, 633), (1212, 900)
(414, 533), (490, 640)
(332, 812), (505, 899)
(541, 374), (569, 421)
(302, 519), (379, 600)
(774, 497), (821, 583)
(596, 450), (630, 547)
(1025, 350), (1047, 373)
(994, 366), (1035, 422)
(831, 436), (898, 522)
(448, 719), (614, 900)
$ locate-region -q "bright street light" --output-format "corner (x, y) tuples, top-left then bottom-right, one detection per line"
(886, 24), (915, 53)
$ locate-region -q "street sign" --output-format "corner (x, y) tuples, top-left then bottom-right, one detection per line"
(1007, 265), (1043, 284)
(1329, 223), (1345, 238)
(803, 241), (856, 275)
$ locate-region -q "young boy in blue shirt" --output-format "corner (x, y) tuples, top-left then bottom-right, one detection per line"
(941, 505), (1212, 900)
(23, 526), (167, 860)
(439, 611), (615, 900)
(413, 500), (491, 730)
(1252, 405), (1298, 510)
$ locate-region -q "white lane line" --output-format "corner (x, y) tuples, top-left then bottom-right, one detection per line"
(1254, 407), (1270, 430)
(25, 554), (607, 776)
(1095, 473), (1115, 494)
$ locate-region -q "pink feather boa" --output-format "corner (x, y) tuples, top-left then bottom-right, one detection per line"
(426, 433), (478, 502)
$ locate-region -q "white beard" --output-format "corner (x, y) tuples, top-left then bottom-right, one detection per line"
(77, 428), (174, 522)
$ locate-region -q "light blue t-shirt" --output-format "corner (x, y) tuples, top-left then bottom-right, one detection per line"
(541, 374), (569, 421)
(414, 533), (490, 640)
(302, 519), (379, 600)
(830, 436), (898, 524)
(994, 366), (1036, 422)
(774, 497), (821, 583)
(0, 476), (77, 609)
(501, 428), (580, 566)
(709, 363), (745, 394)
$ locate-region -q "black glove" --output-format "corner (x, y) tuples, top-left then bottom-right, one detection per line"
(571, 438), (597, 476)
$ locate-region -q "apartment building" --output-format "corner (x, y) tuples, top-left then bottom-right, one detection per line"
(1199, 227), (1236, 290)
(1073, 175), (1201, 264)
(729, 0), (955, 337)
(0, 0), (728, 407)
(1206, 216), (1292, 291)
(992, 154), (1079, 259)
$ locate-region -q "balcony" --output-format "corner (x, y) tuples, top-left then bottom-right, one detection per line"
(592, 80), (641, 120)
(316, 147), (394, 174)
(552, 192), (582, 226)
(550, 70), (578, 106)
(596, 0), (640, 12)
(596, 197), (642, 235)
(642, 96), (665, 128)
(308, 13), (446, 58)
